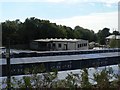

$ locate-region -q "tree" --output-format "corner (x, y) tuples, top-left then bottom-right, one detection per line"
(97, 28), (110, 45)
(112, 31), (120, 35)
(109, 39), (120, 48)
(2, 17), (113, 49)
(81, 68), (92, 88)
(93, 67), (114, 89)
(2, 20), (22, 45)
(74, 26), (96, 42)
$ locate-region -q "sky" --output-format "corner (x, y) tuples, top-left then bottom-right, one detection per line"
(0, 0), (119, 33)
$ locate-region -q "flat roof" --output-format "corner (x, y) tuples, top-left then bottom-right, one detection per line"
(106, 35), (120, 40)
(33, 38), (88, 42)
(0, 52), (119, 65)
(0, 48), (118, 54)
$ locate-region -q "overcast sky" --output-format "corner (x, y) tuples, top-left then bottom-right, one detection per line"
(0, 0), (119, 33)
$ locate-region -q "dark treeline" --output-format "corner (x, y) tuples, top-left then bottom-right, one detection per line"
(2, 17), (120, 46)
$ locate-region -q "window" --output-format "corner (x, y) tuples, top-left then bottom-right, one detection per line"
(78, 44), (82, 48)
(78, 44), (79, 48)
(48, 43), (51, 48)
(80, 44), (81, 47)
(84, 43), (87, 46)
(52, 43), (56, 47)
(81, 44), (83, 47)
(58, 43), (62, 48)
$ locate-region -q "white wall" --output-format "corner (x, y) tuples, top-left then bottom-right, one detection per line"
(30, 40), (88, 51)
(52, 40), (88, 51)
(68, 42), (76, 50)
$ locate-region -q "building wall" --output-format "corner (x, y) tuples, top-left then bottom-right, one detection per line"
(77, 40), (88, 50)
(51, 42), (65, 50)
(68, 42), (76, 50)
(30, 41), (38, 50)
(30, 40), (88, 51)
(49, 41), (88, 51)
(51, 42), (77, 50)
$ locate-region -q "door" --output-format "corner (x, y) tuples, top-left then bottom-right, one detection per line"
(64, 44), (68, 50)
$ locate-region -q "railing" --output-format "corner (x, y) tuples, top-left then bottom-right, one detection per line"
(1, 48), (120, 58)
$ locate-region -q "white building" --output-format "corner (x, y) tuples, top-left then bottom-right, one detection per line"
(105, 35), (120, 48)
(106, 35), (120, 44)
(30, 38), (88, 51)
(106, 35), (120, 40)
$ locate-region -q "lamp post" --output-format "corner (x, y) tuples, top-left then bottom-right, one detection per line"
(6, 38), (11, 90)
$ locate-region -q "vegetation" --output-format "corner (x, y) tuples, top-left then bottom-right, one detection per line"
(96, 28), (110, 45)
(1, 17), (120, 89)
(1, 65), (120, 89)
(109, 39), (120, 48)
(2, 17), (120, 48)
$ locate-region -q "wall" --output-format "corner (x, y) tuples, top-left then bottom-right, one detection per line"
(30, 41), (38, 50)
(30, 40), (88, 51)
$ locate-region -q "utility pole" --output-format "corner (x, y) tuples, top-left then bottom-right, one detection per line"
(113, 28), (117, 48)
(115, 29), (116, 40)
(114, 29), (117, 48)
(6, 38), (11, 90)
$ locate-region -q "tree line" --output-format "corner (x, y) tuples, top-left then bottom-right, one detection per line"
(2, 17), (120, 47)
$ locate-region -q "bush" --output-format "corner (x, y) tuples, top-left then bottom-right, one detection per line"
(1, 65), (120, 89)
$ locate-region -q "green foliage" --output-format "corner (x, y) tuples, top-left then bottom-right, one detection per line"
(2, 65), (120, 89)
(93, 67), (113, 89)
(2, 17), (97, 48)
(74, 26), (96, 42)
(97, 28), (110, 45)
(109, 39), (120, 48)
(65, 72), (77, 88)
(113, 31), (120, 35)
(3, 17), (119, 48)
(2, 17), (120, 48)
(2, 17), (68, 46)
(81, 68), (92, 88)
